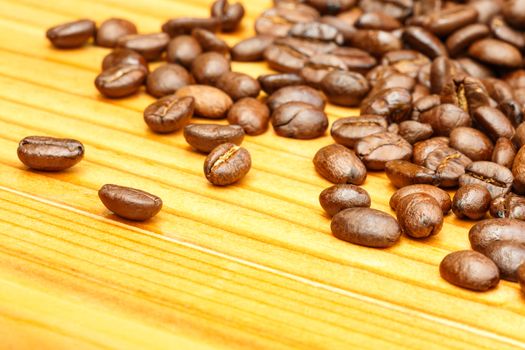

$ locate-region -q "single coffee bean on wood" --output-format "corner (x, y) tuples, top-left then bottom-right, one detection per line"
(355, 132), (412, 170)
(117, 33), (170, 61)
(184, 124), (244, 153)
(330, 115), (388, 148)
(215, 71), (261, 101)
(146, 64), (194, 98)
(440, 251), (500, 291)
(143, 95), (194, 134)
(459, 161), (513, 199)
(204, 143), (251, 186)
(272, 102), (328, 139)
(469, 218), (525, 253)
(227, 98), (270, 136)
(452, 184), (492, 220)
(313, 144), (367, 185)
(175, 85), (233, 119)
(490, 193), (525, 221)
(95, 18), (137, 48)
(484, 241), (525, 282)
(396, 193), (443, 238)
(95, 65), (147, 98)
(319, 184), (371, 217)
(17, 136), (84, 171)
(98, 184), (162, 221)
(166, 35), (203, 69)
(385, 160), (436, 189)
(390, 184), (452, 214)
(46, 19), (96, 48)
(102, 48), (149, 72)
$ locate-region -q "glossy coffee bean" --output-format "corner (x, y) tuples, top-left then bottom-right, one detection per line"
(449, 127), (493, 162)
(289, 22), (343, 44)
(267, 85), (325, 112)
(184, 124), (244, 153)
(331, 208), (401, 248)
(512, 147), (525, 195)
(468, 38), (523, 69)
(499, 100), (524, 127)
(330, 115), (387, 148)
(257, 73), (306, 95)
(227, 98), (270, 136)
(101, 48), (148, 72)
(514, 123), (525, 149)
(360, 88), (412, 123)
(17, 136), (84, 171)
(305, 0), (353, 15)
(419, 104), (471, 136)
(402, 26), (448, 59)
(320, 71), (369, 107)
(396, 193), (443, 238)
(162, 17), (221, 37)
(263, 43), (308, 73)
(469, 218), (525, 253)
(441, 76), (490, 117)
(192, 28), (230, 55)
(211, 0), (245, 32)
(424, 6), (479, 37)
(167, 35), (203, 69)
(490, 16), (525, 50)
(398, 120), (433, 144)
(98, 184), (162, 221)
(424, 147), (472, 188)
(95, 65), (147, 98)
(385, 160), (436, 189)
(412, 136), (450, 166)
(175, 85), (233, 119)
(191, 52), (231, 86)
(440, 251), (499, 291)
(117, 33), (170, 61)
(313, 144), (367, 185)
(254, 3), (319, 37)
(482, 78), (514, 105)
(319, 184), (371, 217)
(331, 47), (377, 74)
(46, 19), (96, 48)
(231, 35), (274, 62)
(204, 143), (251, 186)
(431, 56), (460, 95)
(490, 193), (525, 221)
(95, 18), (137, 48)
(272, 102), (328, 139)
(143, 95), (194, 134)
(456, 57), (492, 79)
(492, 138), (517, 169)
(355, 132), (412, 170)
(355, 11), (401, 31)
(473, 106), (515, 142)
(146, 64), (194, 98)
(459, 161), (513, 199)
(411, 94), (441, 121)
(484, 241), (525, 282)
(300, 54), (347, 88)
(359, 0), (412, 20)
(452, 184), (491, 220)
(446, 24), (490, 57)
(503, 0), (525, 30)
(349, 30), (402, 57)
(215, 72), (261, 101)
(390, 184), (451, 214)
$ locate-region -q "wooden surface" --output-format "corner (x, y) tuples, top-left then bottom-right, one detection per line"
(0, 0), (524, 349)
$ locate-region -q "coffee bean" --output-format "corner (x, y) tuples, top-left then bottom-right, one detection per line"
(403, 26), (448, 59)
(318, 16), (357, 45)
(320, 70), (369, 107)
(519, 264), (525, 292)
(166, 35), (203, 69)
(360, 0), (412, 20)
(440, 76), (490, 117)
(227, 98), (270, 136)
(355, 132), (412, 170)
(396, 193), (443, 238)
(300, 54), (347, 88)
(263, 43), (308, 73)
(482, 78), (514, 105)
(471, 0), (502, 24)
(398, 120), (433, 144)
(446, 24), (490, 57)
(272, 102), (328, 139)
(313, 144), (367, 185)
(452, 184), (491, 220)
(484, 241), (525, 282)
(419, 104), (471, 136)
(146, 64), (194, 98)
(473, 106), (515, 141)
(319, 184), (371, 217)
(330, 115), (388, 148)
(449, 127), (493, 162)
(468, 38), (523, 69)
(231, 35), (274, 62)
(331, 208), (401, 248)
(175, 85), (233, 119)
(95, 18), (137, 48)
(440, 251), (499, 291)
(117, 33), (170, 61)
(98, 184), (162, 221)
(191, 52), (231, 86)
(267, 85), (325, 112)
(499, 99), (524, 127)
(215, 71), (261, 101)
(102, 48), (148, 72)
(305, 0), (353, 15)
(192, 28), (230, 55)
(258, 73), (306, 95)
(512, 146), (525, 194)
(368, 73), (416, 97)
(204, 143), (251, 186)
(17, 136), (84, 171)
(490, 16), (525, 50)
(424, 147), (472, 187)
(184, 124), (244, 153)
(46, 19), (96, 48)
(412, 136), (449, 165)
(502, 0), (525, 30)
(349, 30), (402, 57)
(490, 193), (525, 220)
(412, 84), (430, 102)
(143, 95), (194, 134)
(425, 6), (479, 37)
(360, 88), (412, 123)
(355, 12), (401, 31)
(470, 218), (525, 253)
(162, 17), (221, 37)
(331, 47), (378, 74)
(95, 65), (147, 98)
(492, 138), (517, 169)
(385, 160), (436, 189)
(459, 161), (513, 199)
(289, 22), (343, 44)
(255, 4), (320, 37)
(211, 0), (245, 32)
(381, 50), (430, 79)
(411, 94), (441, 121)
(430, 57), (461, 95)
(390, 184), (451, 214)
(457, 57), (493, 79)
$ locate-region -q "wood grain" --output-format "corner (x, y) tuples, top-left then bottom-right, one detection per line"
(0, 0), (524, 349)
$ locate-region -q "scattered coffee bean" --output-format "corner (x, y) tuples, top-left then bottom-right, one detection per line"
(204, 143), (251, 186)
(263, 42), (308, 73)
(319, 184), (371, 217)
(143, 95), (194, 134)
(492, 138), (516, 169)
(469, 218), (525, 253)
(191, 52), (231, 86)
(95, 18), (137, 48)
(98, 184), (162, 221)
(440, 251), (499, 291)
(396, 193), (443, 238)
(211, 0), (245, 32)
(117, 33), (170, 61)
(452, 184), (492, 220)
(490, 16), (525, 51)
(184, 124), (244, 153)
(484, 241), (525, 282)
(231, 35), (274, 61)
(320, 70), (370, 107)
(95, 65), (147, 98)
(440, 76), (490, 116)
(313, 144), (367, 185)
(481, 78), (514, 105)
(385, 160), (436, 189)
(102, 48), (148, 72)
(390, 184), (452, 214)
(449, 127), (493, 162)
(305, 0), (353, 15)
(468, 38), (523, 69)
(192, 28), (230, 55)
(300, 54), (347, 88)
(490, 193), (525, 220)
(257, 73), (306, 95)
(272, 102), (328, 139)
(215, 71), (261, 101)
(355, 132), (412, 170)
(175, 85), (233, 119)
(146, 64), (194, 98)
(459, 161), (514, 199)
(398, 120), (433, 144)
(167, 35), (203, 68)
(17, 136), (84, 171)
(411, 94), (441, 121)
(227, 98), (270, 136)
(330, 115), (388, 148)
(499, 99), (524, 127)
(46, 19), (96, 48)
(267, 85), (325, 112)
(289, 22), (343, 44)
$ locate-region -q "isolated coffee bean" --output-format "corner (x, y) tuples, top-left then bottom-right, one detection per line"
(398, 121), (433, 144)
(360, 88), (412, 123)
(419, 104), (471, 136)
(227, 98), (270, 136)
(469, 218), (525, 253)
(98, 184), (162, 221)
(204, 143), (251, 186)
(412, 137), (449, 166)
(396, 193), (443, 238)
(319, 184), (371, 217)
(519, 264), (525, 293)
(490, 193), (525, 221)
(231, 35), (274, 62)
(390, 184), (451, 214)
(331, 207), (401, 248)
(162, 17), (221, 37)
(146, 64), (194, 98)
(330, 115), (387, 148)
(143, 95), (194, 134)
(349, 30), (402, 57)
(95, 65), (147, 98)
(192, 28), (230, 55)
(211, 0), (245, 32)
(449, 127), (493, 162)
(167, 35), (203, 68)
(484, 241), (525, 282)
(424, 147), (472, 188)
(459, 161), (513, 199)
(102, 48), (148, 72)
(267, 85), (325, 112)
(468, 38), (523, 69)
(191, 52), (231, 86)
(385, 160), (436, 189)
(355, 132), (412, 170)
(117, 33), (170, 61)
(46, 19), (96, 48)
(320, 71), (369, 107)
(184, 124), (244, 153)
(17, 136), (84, 171)
(446, 24), (490, 57)
(452, 184), (492, 220)
(492, 138), (516, 169)
(313, 144), (367, 185)
(440, 251), (499, 291)
(258, 74), (306, 95)
(272, 102), (328, 139)
(95, 18), (137, 48)
(215, 72), (261, 101)
(473, 106), (515, 141)
(512, 146), (525, 195)
(402, 26), (448, 59)
(175, 85), (233, 119)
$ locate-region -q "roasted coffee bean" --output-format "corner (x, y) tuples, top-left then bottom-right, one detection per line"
(117, 33), (170, 61)
(411, 94), (441, 121)
(102, 48), (148, 72)
(349, 30), (402, 57)
(330, 115), (387, 148)
(215, 72), (261, 101)
(385, 160), (436, 188)
(452, 184), (491, 220)
(482, 78), (514, 105)
(191, 52), (231, 86)
(300, 54), (347, 88)
(387, 123), (399, 134)
(273, 35), (338, 58)
(492, 138), (516, 169)
(473, 106), (515, 141)
(319, 184), (371, 217)
(504, 70), (525, 89)
(411, 84), (430, 103)
(360, 88), (412, 123)
(366, 65), (397, 87)
(46, 19), (96, 48)
(419, 104), (471, 136)
(368, 73), (416, 97)
(424, 147), (472, 187)
(318, 15), (356, 44)
(490, 16), (525, 50)
(359, 0), (412, 20)
(502, 0), (525, 30)
(227, 98), (270, 136)
(313, 144), (367, 185)
(95, 65), (147, 98)
(515, 123), (525, 148)
(490, 193), (525, 221)
(468, 38), (523, 69)
(512, 146), (525, 194)
(396, 193), (443, 238)
(272, 102), (328, 139)
(440, 76), (490, 116)
(143, 95), (194, 134)
(184, 124), (244, 153)
(390, 184), (451, 214)
(446, 24), (490, 57)
(355, 132), (412, 170)
(519, 264), (525, 292)
(162, 17), (221, 37)
(449, 127), (493, 162)
(320, 70), (369, 107)
(95, 18), (137, 48)
(331, 207), (401, 248)
(382, 50), (430, 79)
(402, 26), (448, 59)
(146, 64), (194, 98)
(412, 136), (449, 165)
(204, 143), (251, 186)
(499, 100), (524, 127)
(456, 57), (492, 79)
(263, 43), (308, 73)
(440, 251), (499, 291)
(166, 35), (203, 69)
(258, 73), (305, 95)
(470, 218), (525, 253)
(17, 136), (84, 171)
(398, 120), (433, 144)
(305, 0), (353, 14)
(192, 28), (230, 55)
(255, 4), (319, 37)
(459, 161), (513, 199)
(175, 85), (233, 119)
(231, 35), (274, 62)
(289, 22), (343, 44)
(484, 241), (525, 282)
(211, 0), (245, 32)
(98, 184), (162, 221)
(355, 11), (401, 31)
(331, 47), (377, 74)
(430, 57), (461, 95)
(267, 85), (325, 111)
(425, 6), (479, 37)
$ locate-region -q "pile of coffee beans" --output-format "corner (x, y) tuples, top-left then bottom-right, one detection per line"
(34, 0), (525, 295)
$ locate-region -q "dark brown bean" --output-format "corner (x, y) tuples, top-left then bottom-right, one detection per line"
(468, 38), (523, 69)
(390, 184), (451, 214)
(425, 6), (478, 37)
(440, 251), (499, 291)
(355, 132), (412, 170)
(46, 19), (96, 48)
(330, 115), (387, 148)
(459, 161), (514, 199)
(300, 54), (347, 88)
(267, 85), (325, 112)
(473, 106), (515, 141)
(440, 76), (490, 117)
(360, 88), (412, 123)
(355, 12), (401, 31)
(349, 30), (402, 57)
(289, 22), (343, 44)
(331, 47), (377, 74)
(449, 127), (493, 162)
(446, 24), (490, 57)
(470, 218), (525, 253)
(419, 104), (471, 137)
(204, 143), (251, 186)
(263, 43), (308, 73)
(319, 184), (371, 217)
(456, 57), (492, 79)
(305, 0), (354, 15)
(402, 26), (448, 59)
(255, 4), (319, 37)
(146, 64), (194, 98)
(167, 35), (203, 69)
(398, 120), (433, 144)
(381, 50), (430, 79)
(313, 144), (367, 185)
(396, 193), (443, 238)
(492, 138), (516, 169)
(17, 136), (84, 171)
(412, 136), (449, 165)
(192, 28), (230, 55)
(143, 95), (194, 134)
(98, 184), (162, 221)
(117, 33), (170, 61)
(490, 193), (525, 221)
(484, 241), (525, 282)
(211, 0), (245, 32)
(227, 98), (270, 136)
(482, 78), (514, 105)
(452, 184), (491, 220)
(175, 85), (233, 119)
(215, 71), (261, 101)
(231, 35), (274, 62)
(424, 147), (472, 188)
(512, 146), (525, 194)
(490, 16), (525, 50)
(191, 52), (231, 86)
(183, 124), (244, 153)
(499, 100), (524, 127)
(385, 160), (436, 189)
(95, 18), (137, 48)
(94, 65), (147, 98)
(411, 94), (441, 121)
(258, 73), (306, 95)
(102, 48), (148, 72)
(320, 70), (369, 107)
(162, 17), (221, 37)
(272, 102), (328, 139)
(429, 57), (461, 95)
(359, 0), (412, 20)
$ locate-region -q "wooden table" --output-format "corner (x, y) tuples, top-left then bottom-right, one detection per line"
(0, 0), (523, 349)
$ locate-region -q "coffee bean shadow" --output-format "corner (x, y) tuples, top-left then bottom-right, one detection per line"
(101, 211), (162, 227)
